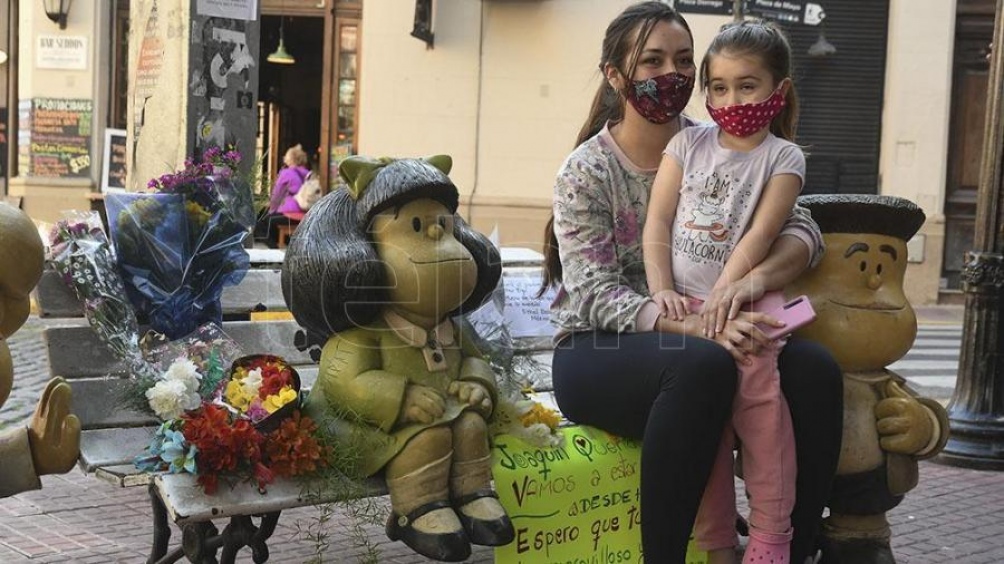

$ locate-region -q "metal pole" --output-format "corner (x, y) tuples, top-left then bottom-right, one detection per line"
(938, 0), (1004, 470)
(734, 0), (744, 21)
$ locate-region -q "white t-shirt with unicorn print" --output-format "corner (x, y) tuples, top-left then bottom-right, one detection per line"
(663, 123), (805, 299)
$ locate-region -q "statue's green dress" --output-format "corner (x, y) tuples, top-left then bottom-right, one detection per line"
(303, 311), (497, 476)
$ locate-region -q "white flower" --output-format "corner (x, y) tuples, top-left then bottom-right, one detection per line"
(519, 424), (564, 449)
(241, 367), (263, 397)
(163, 357), (203, 395)
(146, 379), (202, 421)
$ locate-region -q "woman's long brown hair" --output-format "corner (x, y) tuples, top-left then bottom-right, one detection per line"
(539, 2), (692, 296)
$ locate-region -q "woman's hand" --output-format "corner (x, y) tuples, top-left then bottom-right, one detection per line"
(712, 310), (782, 364)
(448, 380), (493, 417)
(652, 289), (691, 321)
(397, 384), (446, 425)
(701, 275), (766, 337)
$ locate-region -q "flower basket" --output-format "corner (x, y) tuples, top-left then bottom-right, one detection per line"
(226, 354), (301, 433)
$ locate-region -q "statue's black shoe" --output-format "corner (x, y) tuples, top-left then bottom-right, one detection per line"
(453, 489), (516, 546)
(385, 500), (471, 562)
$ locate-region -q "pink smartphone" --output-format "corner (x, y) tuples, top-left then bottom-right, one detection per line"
(759, 295), (816, 340)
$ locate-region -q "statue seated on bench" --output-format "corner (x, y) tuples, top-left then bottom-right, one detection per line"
(0, 204), (81, 497)
(282, 155), (516, 562)
(788, 194), (949, 564)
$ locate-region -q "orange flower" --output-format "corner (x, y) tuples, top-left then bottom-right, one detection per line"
(263, 411), (328, 478)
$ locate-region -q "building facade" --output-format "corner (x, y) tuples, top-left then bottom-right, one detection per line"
(356, 0), (985, 305)
(0, 0), (994, 305)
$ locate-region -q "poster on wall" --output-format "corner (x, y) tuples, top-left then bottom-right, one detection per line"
(102, 129), (128, 192)
(188, 7), (259, 179)
(28, 98), (93, 178)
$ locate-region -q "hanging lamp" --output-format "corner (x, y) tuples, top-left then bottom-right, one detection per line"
(267, 17), (296, 65)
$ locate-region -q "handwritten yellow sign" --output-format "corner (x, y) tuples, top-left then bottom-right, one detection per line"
(492, 425), (707, 564)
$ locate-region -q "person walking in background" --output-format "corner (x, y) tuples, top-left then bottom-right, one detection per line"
(541, 3), (843, 563)
(269, 144), (311, 214)
(643, 20), (807, 564)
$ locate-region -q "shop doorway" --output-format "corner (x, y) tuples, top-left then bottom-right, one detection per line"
(257, 15), (324, 189)
(942, 0), (995, 293)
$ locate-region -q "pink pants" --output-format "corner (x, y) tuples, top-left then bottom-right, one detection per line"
(692, 292), (796, 551)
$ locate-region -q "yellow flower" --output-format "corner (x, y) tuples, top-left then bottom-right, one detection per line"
(225, 379), (255, 411)
(520, 402), (561, 431)
(262, 387), (297, 413)
(185, 201), (211, 227)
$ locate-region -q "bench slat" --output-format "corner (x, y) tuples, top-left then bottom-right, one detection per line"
(35, 269), (289, 318)
(156, 473), (388, 525)
(45, 320), (314, 379)
(70, 378), (159, 429)
(80, 426), (157, 472)
(95, 464), (153, 487)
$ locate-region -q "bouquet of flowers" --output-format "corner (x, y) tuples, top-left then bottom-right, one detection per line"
(134, 329), (327, 494)
(106, 146), (255, 339)
(48, 211), (156, 380)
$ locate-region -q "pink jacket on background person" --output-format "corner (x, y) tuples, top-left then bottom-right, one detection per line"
(268, 165), (311, 214)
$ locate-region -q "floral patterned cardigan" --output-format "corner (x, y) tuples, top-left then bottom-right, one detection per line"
(550, 121), (824, 341)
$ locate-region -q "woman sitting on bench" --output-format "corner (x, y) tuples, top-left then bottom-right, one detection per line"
(256, 143), (311, 248)
(539, 3), (842, 563)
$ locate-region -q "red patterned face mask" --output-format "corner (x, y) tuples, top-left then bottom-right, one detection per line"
(624, 72), (695, 124)
(706, 86), (786, 137)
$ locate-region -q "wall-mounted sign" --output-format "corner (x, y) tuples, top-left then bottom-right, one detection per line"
(27, 98), (93, 178)
(745, 0), (807, 24)
(102, 129), (128, 192)
(672, 0), (735, 16)
(197, 0), (258, 21)
(36, 35), (88, 70)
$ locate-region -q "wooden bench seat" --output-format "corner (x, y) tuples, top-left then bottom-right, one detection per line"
(34, 246), (556, 563)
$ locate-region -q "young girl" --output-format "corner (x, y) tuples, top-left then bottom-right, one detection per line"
(642, 21), (805, 564)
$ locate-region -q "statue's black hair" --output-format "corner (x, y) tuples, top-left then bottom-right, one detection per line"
(281, 158), (501, 340)
(797, 194), (926, 241)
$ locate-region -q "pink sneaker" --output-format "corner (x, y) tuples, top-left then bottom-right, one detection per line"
(742, 528), (792, 564)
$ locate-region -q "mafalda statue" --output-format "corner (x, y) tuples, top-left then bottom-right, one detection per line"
(0, 204), (81, 497)
(282, 155), (513, 562)
(787, 194), (949, 564)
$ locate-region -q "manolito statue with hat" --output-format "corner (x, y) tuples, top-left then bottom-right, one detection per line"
(0, 204), (81, 497)
(787, 194), (949, 564)
(281, 155), (514, 562)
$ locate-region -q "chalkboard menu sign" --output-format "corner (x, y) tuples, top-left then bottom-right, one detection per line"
(28, 98), (93, 178)
(102, 129), (128, 192)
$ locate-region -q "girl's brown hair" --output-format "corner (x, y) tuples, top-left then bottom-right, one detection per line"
(700, 20), (800, 142)
(539, 2), (692, 294)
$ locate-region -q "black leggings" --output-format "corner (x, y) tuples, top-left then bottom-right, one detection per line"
(552, 331), (842, 564)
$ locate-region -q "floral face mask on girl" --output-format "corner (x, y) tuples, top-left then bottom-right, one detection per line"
(706, 86), (786, 138)
(624, 72), (695, 124)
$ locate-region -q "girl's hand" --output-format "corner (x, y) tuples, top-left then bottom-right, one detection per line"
(448, 381), (493, 417)
(701, 275), (766, 337)
(398, 384), (446, 425)
(712, 311), (780, 364)
(652, 289), (691, 321)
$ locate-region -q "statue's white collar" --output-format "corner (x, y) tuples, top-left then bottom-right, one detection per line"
(382, 310), (455, 348)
